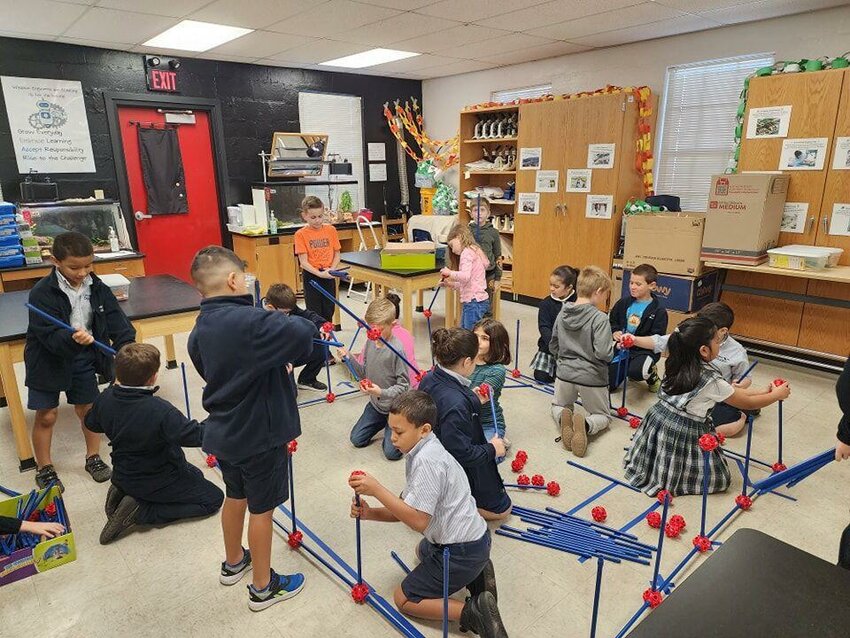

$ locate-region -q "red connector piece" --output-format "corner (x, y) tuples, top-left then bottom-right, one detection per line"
(321, 321), (335, 334)
(643, 589), (664, 608)
(287, 531), (303, 549)
(698, 434), (718, 452)
(669, 514), (686, 530)
(531, 474), (545, 487)
(206, 454), (218, 468)
(656, 490), (673, 505)
(351, 583), (370, 603)
(517, 474), (530, 486)
(692, 535), (711, 553)
(511, 459), (525, 473)
(287, 440), (298, 454)
(620, 334), (635, 349)
(629, 416), (641, 429)
(617, 406), (629, 418)
(366, 326), (382, 341)
(326, 392), (335, 403)
(591, 506), (607, 523)
(735, 494), (753, 510)
(546, 481), (561, 496)
(646, 512), (662, 528)
(772, 462), (787, 473)
(422, 309), (432, 319)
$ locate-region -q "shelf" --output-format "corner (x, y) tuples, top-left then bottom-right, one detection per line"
(461, 104), (520, 114)
(703, 261), (850, 284)
(463, 196), (515, 206)
(498, 230), (514, 235)
(462, 137), (518, 144)
(464, 170), (517, 176)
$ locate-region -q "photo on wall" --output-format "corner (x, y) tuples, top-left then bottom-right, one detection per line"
(585, 194), (613, 219)
(587, 143), (615, 169)
(746, 105), (792, 138)
(519, 147), (542, 170)
(832, 137), (850, 170)
(517, 192), (540, 214)
(535, 170), (558, 192)
(778, 138), (828, 171)
(780, 202), (808, 234)
(566, 169), (592, 193)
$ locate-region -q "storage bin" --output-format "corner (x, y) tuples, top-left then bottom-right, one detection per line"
(0, 246), (22, 258)
(0, 254), (25, 268)
(98, 273), (131, 301)
(767, 245), (843, 271)
(0, 235), (21, 247)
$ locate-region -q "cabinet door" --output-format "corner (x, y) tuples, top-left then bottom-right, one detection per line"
(739, 70), (843, 246)
(255, 243), (297, 293)
(797, 280), (850, 356)
(513, 101), (570, 298)
(814, 69), (850, 265)
(560, 93), (625, 271)
(720, 271), (804, 345)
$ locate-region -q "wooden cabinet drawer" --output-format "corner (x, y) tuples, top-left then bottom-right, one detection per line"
(93, 259), (145, 278)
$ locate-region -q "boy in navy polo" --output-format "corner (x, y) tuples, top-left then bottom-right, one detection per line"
(349, 391), (507, 637)
(188, 246), (317, 611)
(25, 231), (135, 492)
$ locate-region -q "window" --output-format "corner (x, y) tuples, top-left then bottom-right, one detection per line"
(655, 53), (774, 211)
(491, 83), (552, 103)
(298, 92), (365, 211)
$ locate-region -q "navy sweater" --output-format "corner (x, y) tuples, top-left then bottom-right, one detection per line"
(85, 385), (203, 495)
(418, 367), (510, 513)
(837, 358), (850, 445)
(537, 292), (576, 352)
(188, 295), (317, 460)
(25, 269), (136, 392)
(608, 293), (668, 358)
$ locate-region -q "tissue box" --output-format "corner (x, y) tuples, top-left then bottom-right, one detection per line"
(99, 273), (131, 301)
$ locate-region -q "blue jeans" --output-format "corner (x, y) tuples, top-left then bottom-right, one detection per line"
(349, 402), (402, 460)
(461, 299), (490, 330)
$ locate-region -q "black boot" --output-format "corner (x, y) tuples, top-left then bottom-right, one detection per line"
(467, 559), (498, 602)
(100, 495), (139, 545)
(105, 483), (125, 518)
(838, 523), (850, 570)
(459, 592), (508, 637)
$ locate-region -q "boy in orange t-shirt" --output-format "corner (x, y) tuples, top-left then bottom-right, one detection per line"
(294, 196), (341, 323)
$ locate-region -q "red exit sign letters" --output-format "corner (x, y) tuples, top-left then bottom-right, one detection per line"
(148, 69), (178, 92)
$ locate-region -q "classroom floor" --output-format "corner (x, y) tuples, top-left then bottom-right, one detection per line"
(0, 295), (845, 638)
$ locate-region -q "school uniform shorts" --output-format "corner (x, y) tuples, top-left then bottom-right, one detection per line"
(27, 350), (100, 410)
(217, 445), (289, 514)
(401, 531), (491, 603)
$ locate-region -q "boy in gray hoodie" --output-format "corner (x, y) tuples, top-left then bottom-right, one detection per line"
(549, 266), (615, 457)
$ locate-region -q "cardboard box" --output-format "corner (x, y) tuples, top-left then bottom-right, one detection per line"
(701, 173), (790, 265)
(622, 269), (718, 313)
(624, 213), (706, 276)
(0, 486), (75, 587)
(666, 310), (695, 333)
(380, 242), (436, 270)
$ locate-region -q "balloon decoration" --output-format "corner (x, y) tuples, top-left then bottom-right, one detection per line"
(383, 98), (459, 172)
(463, 85), (655, 196)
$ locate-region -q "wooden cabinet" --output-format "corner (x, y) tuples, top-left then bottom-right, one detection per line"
(798, 280), (850, 356)
(92, 258), (145, 278)
(0, 255), (146, 293)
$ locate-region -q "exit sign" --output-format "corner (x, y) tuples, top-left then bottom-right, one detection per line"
(147, 68), (178, 92)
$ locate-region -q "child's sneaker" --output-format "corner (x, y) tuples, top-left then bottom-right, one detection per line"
(220, 548), (252, 585)
(99, 495), (139, 544)
(85, 454), (112, 483)
(647, 364), (661, 393)
(105, 483), (125, 517)
(571, 412), (588, 458)
(35, 464), (64, 493)
(247, 569), (305, 611)
(559, 408), (574, 451)
(460, 592), (507, 637)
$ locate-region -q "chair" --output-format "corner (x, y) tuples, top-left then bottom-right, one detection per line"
(346, 215), (380, 304)
(381, 211), (409, 246)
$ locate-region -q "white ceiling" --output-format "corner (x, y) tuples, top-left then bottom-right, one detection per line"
(1, 0), (847, 79)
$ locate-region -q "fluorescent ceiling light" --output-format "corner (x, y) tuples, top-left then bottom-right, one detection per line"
(320, 48), (418, 68)
(143, 20), (253, 52)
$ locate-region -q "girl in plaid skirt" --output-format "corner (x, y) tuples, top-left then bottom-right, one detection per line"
(624, 317), (790, 496)
(530, 265), (578, 383)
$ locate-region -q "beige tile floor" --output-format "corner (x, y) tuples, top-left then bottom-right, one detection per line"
(0, 296), (846, 638)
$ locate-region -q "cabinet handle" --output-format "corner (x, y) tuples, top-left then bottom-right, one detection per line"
(823, 216), (829, 234)
(806, 216), (815, 233)
(561, 202), (567, 218)
(554, 203), (562, 216)
(114, 266), (127, 271)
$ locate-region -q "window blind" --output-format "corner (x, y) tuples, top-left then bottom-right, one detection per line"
(655, 53), (774, 211)
(491, 83), (552, 102)
(298, 92), (365, 211)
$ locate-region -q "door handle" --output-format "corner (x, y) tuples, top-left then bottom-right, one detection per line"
(134, 211), (152, 221)
(806, 216), (815, 233)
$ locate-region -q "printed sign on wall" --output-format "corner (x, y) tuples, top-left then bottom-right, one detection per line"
(1, 76), (96, 174)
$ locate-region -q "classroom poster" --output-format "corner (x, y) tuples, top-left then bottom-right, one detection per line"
(367, 142), (386, 161)
(746, 105), (792, 138)
(778, 138), (828, 170)
(832, 137), (850, 170)
(1, 76), (95, 173)
(829, 203), (850, 236)
(535, 170), (558, 192)
(780, 202), (808, 234)
(519, 147), (541, 170)
(368, 163), (387, 182)
(586, 195), (613, 219)
(517, 192), (540, 214)
(587, 143), (615, 168)
(566, 169), (592, 193)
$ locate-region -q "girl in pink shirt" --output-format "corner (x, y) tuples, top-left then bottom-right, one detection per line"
(441, 224), (490, 330)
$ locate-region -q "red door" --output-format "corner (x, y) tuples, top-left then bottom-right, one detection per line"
(117, 107), (222, 281)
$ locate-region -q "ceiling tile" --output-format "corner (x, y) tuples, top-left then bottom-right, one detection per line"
(130, 43), (202, 57)
(352, 0), (432, 9)
(196, 52), (260, 63)
(570, 13), (720, 46)
(414, 0), (550, 23)
(95, 0), (210, 18)
(267, 0), (403, 37)
(0, 0), (88, 37)
(650, 0), (763, 12)
(54, 36), (131, 50)
(527, 2), (686, 40)
(701, 0), (850, 25)
(475, 40), (591, 64)
(206, 30), (316, 58)
(439, 33), (558, 59)
(420, 58), (497, 78)
(394, 24), (513, 54)
(186, 0), (318, 29)
(267, 39), (369, 64)
(63, 8), (177, 44)
(370, 53), (463, 72)
(473, 0), (643, 30)
(341, 13), (462, 46)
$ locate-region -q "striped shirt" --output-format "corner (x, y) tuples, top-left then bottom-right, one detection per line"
(56, 270), (93, 332)
(402, 432), (486, 545)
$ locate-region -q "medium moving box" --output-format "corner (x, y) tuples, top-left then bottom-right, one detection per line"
(622, 269), (718, 313)
(624, 213), (705, 276)
(701, 173), (789, 265)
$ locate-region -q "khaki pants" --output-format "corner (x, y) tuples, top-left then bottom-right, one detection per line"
(551, 379), (611, 435)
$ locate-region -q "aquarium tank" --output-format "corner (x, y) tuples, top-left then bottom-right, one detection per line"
(19, 201), (132, 255)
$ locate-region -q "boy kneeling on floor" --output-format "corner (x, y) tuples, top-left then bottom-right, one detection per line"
(348, 390), (507, 638)
(85, 343), (224, 544)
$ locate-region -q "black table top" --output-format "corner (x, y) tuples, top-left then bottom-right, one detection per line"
(629, 528), (850, 637)
(0, 252), (145, 275)
(339, 249), (445, 277)
(0, 274), (201, 343)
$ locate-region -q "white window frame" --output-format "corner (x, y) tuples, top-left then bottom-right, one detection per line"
(655, 53), (774, 211)
(491, 83), (552, 103)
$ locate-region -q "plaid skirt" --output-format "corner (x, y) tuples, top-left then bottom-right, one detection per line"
(530, 350), (555, 377)
(623, 401), (731, 496)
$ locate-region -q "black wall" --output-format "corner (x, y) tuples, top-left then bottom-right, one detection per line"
(0, 37), (422, 216)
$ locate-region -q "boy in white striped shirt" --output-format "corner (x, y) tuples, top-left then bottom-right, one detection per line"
(349, 390), (507, 638)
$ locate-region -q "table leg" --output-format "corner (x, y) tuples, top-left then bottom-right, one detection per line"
(333, 279), (342, 331)
(402, 280), (414, 334)
(445, 288), (457, 328)
(416, 289), (424, 312)
(164, 334), (178, 369)
(0, 343), (36, 471)
(492, 283), (501, 321)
